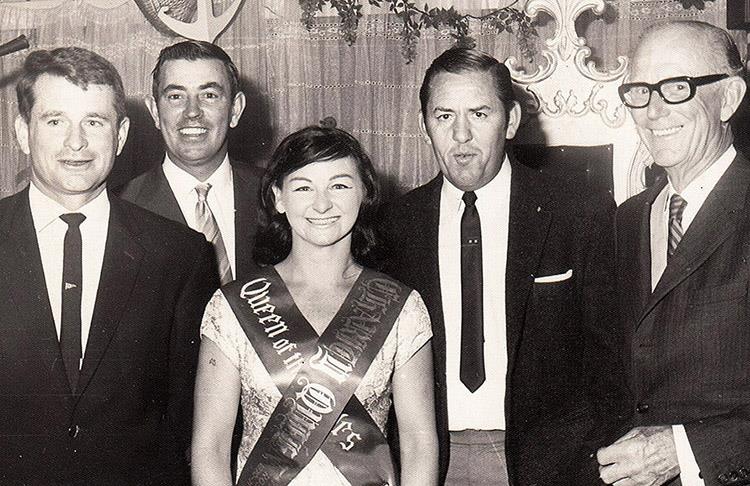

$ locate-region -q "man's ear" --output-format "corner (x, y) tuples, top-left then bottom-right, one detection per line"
(418, 112), (431, 145)
(272, 185), (285, 214)
(229, 91), (246, 129)
(505, 101), (522, 140)
(145, 95), (161, 130)
(14, 115), (30, 155)
(720, 76), (747, 122)
(116, 117), (131, 156)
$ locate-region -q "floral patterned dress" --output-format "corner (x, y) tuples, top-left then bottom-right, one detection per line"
(200, 278), (432, 485)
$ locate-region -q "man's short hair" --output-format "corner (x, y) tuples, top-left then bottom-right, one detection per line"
(151, 40), (241, 100)
(16, 47), (127, 123)
(419, 47), (516, 118)
(637, 21), (744, 77)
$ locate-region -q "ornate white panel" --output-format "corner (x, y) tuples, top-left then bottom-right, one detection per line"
(507, 0), (650, 202)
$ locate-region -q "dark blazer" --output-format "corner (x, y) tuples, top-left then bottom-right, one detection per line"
(615, 154), (750, 486)
(382, 160), (622, 486)
(118, 159), (264, 281)
(0, 188), (219, 485)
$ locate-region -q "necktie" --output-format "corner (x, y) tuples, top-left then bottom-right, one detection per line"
(460, 191), (485, 392)
(60, 212), (85, 393)
(195, 183), (232, 285)
(668, 194), (687, 260)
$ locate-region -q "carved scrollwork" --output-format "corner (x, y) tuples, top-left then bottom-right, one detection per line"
(507, 0), (628, 127)
(156, 0), (245, 42)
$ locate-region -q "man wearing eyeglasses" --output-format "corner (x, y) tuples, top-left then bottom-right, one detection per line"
(596, 21), (750, 486)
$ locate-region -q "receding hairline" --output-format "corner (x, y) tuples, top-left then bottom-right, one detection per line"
(633, 21), (742, 74)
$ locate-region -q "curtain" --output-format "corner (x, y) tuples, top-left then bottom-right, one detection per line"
(0, 0), (744, 198)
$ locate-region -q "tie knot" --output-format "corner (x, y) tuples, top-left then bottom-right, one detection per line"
(195, 183), (212, 202)
(60, 213), (86, 228)
(669, 193), (687, 220)
(462, 191), (477, 207)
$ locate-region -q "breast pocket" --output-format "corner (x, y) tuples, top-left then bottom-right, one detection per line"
(532, 269), (574, 298)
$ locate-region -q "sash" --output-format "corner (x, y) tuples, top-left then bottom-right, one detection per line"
(223, 267), (410, 486)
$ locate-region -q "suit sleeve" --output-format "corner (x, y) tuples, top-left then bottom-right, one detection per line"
(168, 238), (220, 451)
(579, 192), (629, 420)
(684, 403), (750, 485)
(572, 192), (633, 484)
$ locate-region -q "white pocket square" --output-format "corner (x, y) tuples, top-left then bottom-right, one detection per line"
(534, 269), (573, 283)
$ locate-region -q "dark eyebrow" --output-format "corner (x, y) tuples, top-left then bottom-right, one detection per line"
(330, 174), (355, 180)
(432, 105), (493, 113)
(39, 110), (64, 118)
(162, 82), (226, 93)
(85, 111), (112, 120)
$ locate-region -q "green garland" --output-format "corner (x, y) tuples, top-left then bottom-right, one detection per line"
(299, 0), (538, 63)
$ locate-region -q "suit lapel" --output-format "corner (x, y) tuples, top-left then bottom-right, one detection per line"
(421, 177), (445, 368)
(640, 157), (750, 325)
(629, 179), (666, 325)
(505, 163), (552, 374)
(76, 195), (144, 397)
(139, 166), (187, 225)
(0, 189), (68, 391)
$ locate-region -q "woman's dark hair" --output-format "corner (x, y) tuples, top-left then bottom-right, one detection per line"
(254, 124), (381, 266)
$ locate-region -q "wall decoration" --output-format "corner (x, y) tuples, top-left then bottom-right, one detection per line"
(298, 0), (539, 63)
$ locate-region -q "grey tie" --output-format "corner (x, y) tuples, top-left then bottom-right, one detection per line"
(668, 193), (687, 260)
(195, 183), (232, 285)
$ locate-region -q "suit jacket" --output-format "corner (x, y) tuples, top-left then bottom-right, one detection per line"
(118, 159), (264, 281)
(0, 188), (219, 485)
(382, 160), (622, 485)
(616, 155), (750, 486)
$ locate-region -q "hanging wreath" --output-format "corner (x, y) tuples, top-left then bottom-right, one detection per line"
(299, 0), (538, 63)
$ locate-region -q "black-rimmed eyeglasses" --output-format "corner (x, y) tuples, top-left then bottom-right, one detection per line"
(618, 74), (729, 108)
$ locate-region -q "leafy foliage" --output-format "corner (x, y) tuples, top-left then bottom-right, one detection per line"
(299, 0), (538, 63)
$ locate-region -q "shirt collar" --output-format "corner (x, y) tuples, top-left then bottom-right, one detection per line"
(664, 145), (736, 211)
(29, 182), (110, 234)
(441, 153), (512, 214)
(162, 153), (232, 197)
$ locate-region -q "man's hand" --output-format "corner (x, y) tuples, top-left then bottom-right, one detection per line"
(597, 426), (680, 486)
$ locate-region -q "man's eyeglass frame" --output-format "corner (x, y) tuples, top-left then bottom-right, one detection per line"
(618, 74), (729, 108)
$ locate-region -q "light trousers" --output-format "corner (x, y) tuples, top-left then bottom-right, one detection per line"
(445, 429), (510, 486)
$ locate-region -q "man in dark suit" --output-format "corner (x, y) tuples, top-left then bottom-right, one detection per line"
(0, 47), (218, 485)
(120, 40), (263, 283)
(382, 47), (621, 485)
(597, 21), (750, 486)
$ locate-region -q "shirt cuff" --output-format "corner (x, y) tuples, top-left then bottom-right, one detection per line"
(672, 424), (705, 486)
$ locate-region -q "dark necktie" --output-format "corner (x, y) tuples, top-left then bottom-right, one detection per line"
(460, 191), (485, 392)
(60, 212), (85, 393)
(195, 183), (233, 285)
(668, 194), (687, 260)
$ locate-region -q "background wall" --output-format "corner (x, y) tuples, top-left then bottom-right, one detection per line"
(0, 0), (740, 198)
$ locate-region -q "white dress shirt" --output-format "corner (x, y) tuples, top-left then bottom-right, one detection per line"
(649, 145), (736, 486)
(162, 154), (236, 275)
(440, 156), (511, 431)
(29, 183), (110, 364)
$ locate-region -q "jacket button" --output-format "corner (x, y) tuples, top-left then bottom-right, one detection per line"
(635, 403), (649, 413)
(68, 425), (80, 438)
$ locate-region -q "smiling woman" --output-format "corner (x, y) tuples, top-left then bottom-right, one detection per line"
(191, 125), (439, 486)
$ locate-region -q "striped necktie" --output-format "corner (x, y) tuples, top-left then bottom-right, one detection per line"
(195, 183), (233, 285)
(668, 193), (687, 260)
